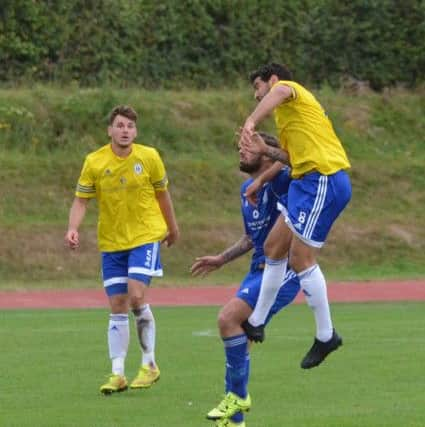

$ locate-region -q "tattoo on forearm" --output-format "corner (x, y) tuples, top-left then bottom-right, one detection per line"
(221, 235), (253, 264)
(266, 146), (289, 164)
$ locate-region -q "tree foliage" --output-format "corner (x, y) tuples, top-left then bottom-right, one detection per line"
(0, 0), (423, 88)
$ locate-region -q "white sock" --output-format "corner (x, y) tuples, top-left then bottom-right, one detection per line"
(248, 258), (288, 326)
(108, 313), (129, 376)
(133, 304), (156, 367)
(298, 264), (333, 342)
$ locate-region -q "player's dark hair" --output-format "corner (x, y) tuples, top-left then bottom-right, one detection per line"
(249, 63), (293, 83)
(258, 131), (280, 149)
(108, 105), (138, 125)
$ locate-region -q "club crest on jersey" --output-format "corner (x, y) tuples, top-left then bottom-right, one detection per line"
(252, 209), (259, 219)
(134, 163), (143, 175)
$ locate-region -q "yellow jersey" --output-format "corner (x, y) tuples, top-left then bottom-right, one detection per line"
(272, 81), (351, 178)
(75, 143), (168, 252)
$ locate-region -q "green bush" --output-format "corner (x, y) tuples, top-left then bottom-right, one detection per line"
(0, 0), (423, 88)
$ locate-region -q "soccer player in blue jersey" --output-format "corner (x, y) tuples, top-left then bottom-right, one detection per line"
(191, 132), (300, 427)
(239, 63), (352, 369)
(65, 105), (179, 394)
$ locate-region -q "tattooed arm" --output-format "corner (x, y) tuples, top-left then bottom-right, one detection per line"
(263, 144), (289, 164)
(240, 132), (289, 165)
(190, 234), (253, 277)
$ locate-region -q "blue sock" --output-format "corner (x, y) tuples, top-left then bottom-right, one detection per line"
(223, 334), (248, 398)
(243, 352), (250, 391)
(230, 351), (250, 423)
(225, 365), (231, 393)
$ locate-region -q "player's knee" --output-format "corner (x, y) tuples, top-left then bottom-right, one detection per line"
(109, 294), (129, 313)
(264, 240), (286, 259)
(264, 239), (278, 258)
(289, 251), (315, 273)
(129, 294), (144, 310)
(217, 308), (237, 336)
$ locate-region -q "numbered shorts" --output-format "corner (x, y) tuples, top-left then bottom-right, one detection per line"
(285, 170), (351, 248)
(101, 242), (162, 296)
(236, 268), (300, 325)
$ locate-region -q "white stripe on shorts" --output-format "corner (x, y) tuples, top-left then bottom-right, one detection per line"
(104, 276), (128, 288)
(303, 175), (328, 239)
(128, 266), (163, 277)
(151, 241), (159, 270)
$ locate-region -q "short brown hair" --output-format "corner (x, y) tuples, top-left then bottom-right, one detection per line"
(108, 105), (137, 125)
(258, 131), (280, 148)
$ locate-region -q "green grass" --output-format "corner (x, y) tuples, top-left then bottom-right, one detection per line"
(1, 302), (424, 426)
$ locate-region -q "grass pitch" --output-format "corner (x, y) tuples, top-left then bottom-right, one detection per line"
(1, 302), (424, 427)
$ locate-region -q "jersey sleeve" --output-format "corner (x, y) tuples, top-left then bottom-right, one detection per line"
(150, 149), (169, 192)
(270, 167), (291, 198)
(75, 156), (96, 199)
(273, 80), (298, 102)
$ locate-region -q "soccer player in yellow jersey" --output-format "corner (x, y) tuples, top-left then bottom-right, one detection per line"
(239, 63), (352, 369)
(65, 105), (179, 394)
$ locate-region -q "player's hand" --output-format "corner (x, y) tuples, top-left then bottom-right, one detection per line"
(240, 118), (256, 145)
(190, 255), (225, 277)
(162, 228), (180, 247)
(238, 130), (267, 157)
(244, 177), (262, 206)
(242, 320), (265, 343)
(65, 229), (80, 249)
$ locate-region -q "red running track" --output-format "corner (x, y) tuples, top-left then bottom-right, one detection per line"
(0, 280), (424, 309)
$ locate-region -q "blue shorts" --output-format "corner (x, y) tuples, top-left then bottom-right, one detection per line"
(236, 269), (300, 325)
(285, 170), (351, 248)
(101, 242), (162, 296)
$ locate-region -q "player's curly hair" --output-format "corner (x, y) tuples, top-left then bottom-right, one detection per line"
(249, 63), (293, 83)
(108, 105), (138, 125)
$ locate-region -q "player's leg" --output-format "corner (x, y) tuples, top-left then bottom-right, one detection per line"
(127, 242), (162, 388)
(243, 216), (292, 341)
(100, 251), (130, 394)
(290, 237), (342, 368)
(207, 297), (252, 423)
(264, 268), (301, 325)
(286, 170), (352, 368)
(207, 269), (264, 423)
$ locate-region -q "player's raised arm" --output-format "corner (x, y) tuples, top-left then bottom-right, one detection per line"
(241, 84), (292, 144)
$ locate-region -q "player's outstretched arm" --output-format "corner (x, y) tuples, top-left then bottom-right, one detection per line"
(65, 197), (89, 249)
(191, 235), (253, 277)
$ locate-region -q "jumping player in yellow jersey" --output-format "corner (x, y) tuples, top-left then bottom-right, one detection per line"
(65, 105), (179, 393)
(240, 63), (352, 369)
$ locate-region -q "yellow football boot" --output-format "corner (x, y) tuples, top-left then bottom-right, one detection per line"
(99, 374), (128, 395)
(207, 392), (251, 420)
(130, 365), (160, 389)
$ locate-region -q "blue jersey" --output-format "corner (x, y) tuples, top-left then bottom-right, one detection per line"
(241, 168), (291, 271)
